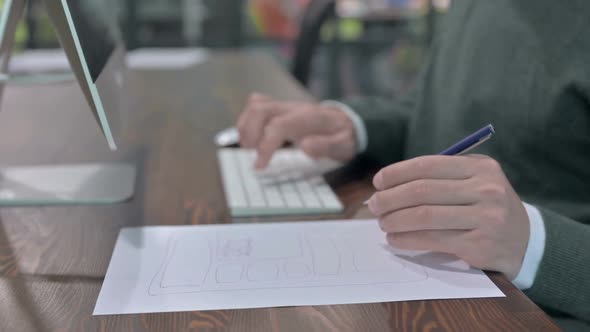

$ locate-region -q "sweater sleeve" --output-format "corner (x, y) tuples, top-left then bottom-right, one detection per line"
(523, 207), (590, 324)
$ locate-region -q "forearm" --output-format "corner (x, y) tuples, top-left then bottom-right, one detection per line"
(524, 207), (590, 324)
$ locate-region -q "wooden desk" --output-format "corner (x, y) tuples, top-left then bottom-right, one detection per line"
(0, 52), (559, 331)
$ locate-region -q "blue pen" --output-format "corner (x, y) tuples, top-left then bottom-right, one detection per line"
(438, 124), (495, 155)
(364, 124), (495, 204)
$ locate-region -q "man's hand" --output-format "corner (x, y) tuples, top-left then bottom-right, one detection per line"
(237, 93), (357, 169)
(367, 154), (530, 280)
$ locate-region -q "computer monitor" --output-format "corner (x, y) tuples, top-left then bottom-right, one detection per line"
(0, 0), (135, 205)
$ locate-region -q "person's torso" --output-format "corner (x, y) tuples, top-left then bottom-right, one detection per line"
(405, 0), (590, 219)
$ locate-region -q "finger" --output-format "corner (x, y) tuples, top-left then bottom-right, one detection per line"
(378, 205), (480, 234)
(386, 230), (466, 253)
(373, 155), (478, 190)
(299, 131), (356, 161)
(254, 111), (340, 168)
(368, 178), (478, 216)
(248, 92), (272, 102)
(238, 100), (287, 148)
(465, 154), (489, 159)
(254, 114), (296, 169)
(237, 92), (272, 128)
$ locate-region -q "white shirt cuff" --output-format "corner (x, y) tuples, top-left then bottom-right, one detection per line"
(512, 202), (546, 290)
(321, 100), (368, 153)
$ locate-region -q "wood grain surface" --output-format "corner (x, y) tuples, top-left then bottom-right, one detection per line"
(0, 51), (560, 331)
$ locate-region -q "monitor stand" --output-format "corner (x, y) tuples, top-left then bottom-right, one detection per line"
(0, 163), (136, 206)
(0, 72), (75, 85)
(0, 0), (136, 205)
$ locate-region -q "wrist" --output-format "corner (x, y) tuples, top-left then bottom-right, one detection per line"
(320, 100), (368, 153)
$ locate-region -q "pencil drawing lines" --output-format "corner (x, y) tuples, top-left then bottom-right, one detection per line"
(217, 238), (252, 259)
(305, 234), (341, 276)
(148, 234), (214, 295)
(215, 263), (244, 283)
(148, 230), (429, 296)
(247, 262), (280, 282)
(283, 261), (310, 279)
(351, 245), (407, 273)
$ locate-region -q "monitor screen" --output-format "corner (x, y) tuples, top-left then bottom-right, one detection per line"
(62, 0), (118, 83)
(42, 0), (128, 150)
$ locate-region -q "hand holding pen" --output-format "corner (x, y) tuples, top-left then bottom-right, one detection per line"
(367, 124), (532, 281)
(365, 124), (495, 204)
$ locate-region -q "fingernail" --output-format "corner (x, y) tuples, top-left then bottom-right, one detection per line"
(373, 172), (383, 189)
(367, 195), (377, 213)
(386, 234), (396, 247)
(378, 219), (386, 232)
(254, 158), (265, 170)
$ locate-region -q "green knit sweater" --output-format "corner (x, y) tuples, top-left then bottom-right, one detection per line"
(346, 1), (590, 330)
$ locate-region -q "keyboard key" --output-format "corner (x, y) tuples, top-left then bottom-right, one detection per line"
(242, 151), (285, 208)
(218, 148), (344, 216)
(235, 150), (267, 208)
(277, 175), (304, 208)
(309, 176), (342, 209)
(218, 150), (248, 208)
(294, 178), (323, 208)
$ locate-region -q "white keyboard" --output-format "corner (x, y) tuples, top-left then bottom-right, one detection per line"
(217, 148), (344, 217)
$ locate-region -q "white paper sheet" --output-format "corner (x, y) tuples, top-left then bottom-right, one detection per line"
(126, 48), (209, 70)
(8, 49), (71, 73)
(94, 220), (504, 315)
(8, 48), (209, 74)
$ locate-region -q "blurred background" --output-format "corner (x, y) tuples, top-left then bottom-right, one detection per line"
(4, 0), (451, 100)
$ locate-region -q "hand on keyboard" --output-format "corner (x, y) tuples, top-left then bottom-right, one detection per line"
(237, 93), (357, 169)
